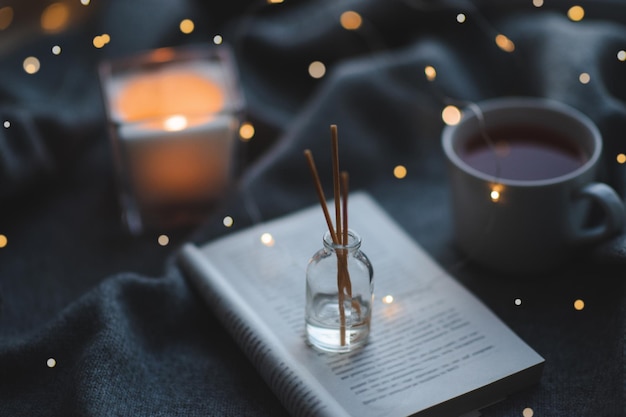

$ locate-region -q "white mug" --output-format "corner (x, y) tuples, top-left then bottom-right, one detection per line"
(442, 97), (625, 274)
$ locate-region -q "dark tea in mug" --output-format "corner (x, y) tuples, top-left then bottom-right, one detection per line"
(442, 97), (625, 274)
(460, 125), (588, 181)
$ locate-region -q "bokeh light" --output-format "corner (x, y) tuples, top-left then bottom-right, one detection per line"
(340, 11), (362, 30)
(495, 34), (515, 52)
(41, 2), (70, 33)
(617, 50), (626, 62)
(47, 358), (56, 368)
(617, 153), (626, 164)
(456, 13), (466, 23)
(260, 232), (275, 247)
(514, 298), (522, 306)
(93, 34), (111, 48)
(532, 0), (543, 7)
(3, 121), (9, 128)
(522, 408), (534, 417)
(0, 6), (13, 30)
(239, 122), (255, 141)
(568, 6), (585, 22)
(52, 45), (62, 55)
(574, 299), (585, 310)
(223, 216), (234, 227)
(393, 165), (407, 179)
(213, 35), (223, 45)
(424, 65), (437, 81)
(579, 72), (590, 84)
(158, 234), (169, 246)
(23, 57), (41, 74)
(490, 184), (504, 202)
(382, 295), (394, 304)
(308, 61), (326, 79)
(441, 105), (462, 126)
(0, 234), (7, 248)
(180, 19), (194, 34)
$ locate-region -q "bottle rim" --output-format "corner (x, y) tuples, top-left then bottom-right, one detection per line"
(322, 229), (361, 250)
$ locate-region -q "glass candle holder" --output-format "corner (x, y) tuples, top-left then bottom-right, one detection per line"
(98, 44), (245, 234)
(305, 229), (374, 353)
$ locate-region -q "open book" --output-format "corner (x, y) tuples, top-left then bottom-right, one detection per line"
(178, 192), (544, 417)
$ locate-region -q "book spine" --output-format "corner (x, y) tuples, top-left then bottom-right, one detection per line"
(178, 243), (351, 417)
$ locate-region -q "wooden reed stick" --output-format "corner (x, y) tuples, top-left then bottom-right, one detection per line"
(338, 171), (351, 346)
(337, 261), (347, 346)
(341, 171), (349, 246)
(331, 125), (342, 245)
(304, 149), (338, 244)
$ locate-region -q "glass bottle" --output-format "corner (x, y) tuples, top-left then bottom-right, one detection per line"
(305, 229), (374, 353)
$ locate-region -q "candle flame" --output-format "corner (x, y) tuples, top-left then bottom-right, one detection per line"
(163, 115), (188, 131)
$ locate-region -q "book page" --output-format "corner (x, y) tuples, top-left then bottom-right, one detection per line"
(180, 192), (544, 417)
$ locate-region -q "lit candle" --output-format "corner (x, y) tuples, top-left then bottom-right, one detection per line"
(100, 46), (243, 233)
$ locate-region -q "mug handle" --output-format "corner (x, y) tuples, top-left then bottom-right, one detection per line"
(574, 182), (625, 244)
